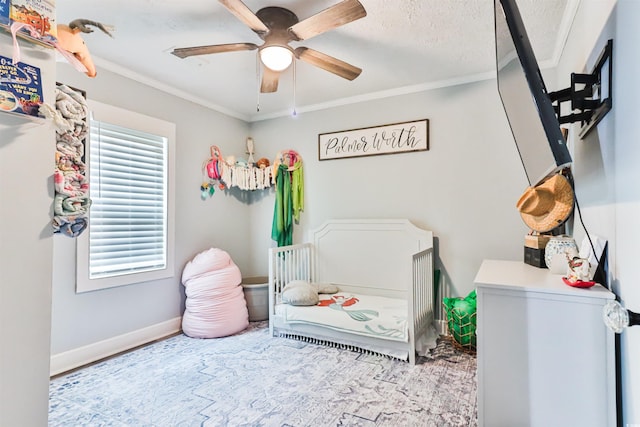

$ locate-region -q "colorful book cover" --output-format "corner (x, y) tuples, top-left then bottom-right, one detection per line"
(0, 0), (10, 26)
(0, 54), (43, 117)
(9, 0), (56, 38)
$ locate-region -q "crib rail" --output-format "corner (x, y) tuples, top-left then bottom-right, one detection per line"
(268, 243), (314, 333)
(410, 247), (435, 364)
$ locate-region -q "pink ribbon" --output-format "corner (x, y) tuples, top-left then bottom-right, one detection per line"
(9, 21), (38, 64)
(9, 21), (88, 73)
(51, 41), (89, 73)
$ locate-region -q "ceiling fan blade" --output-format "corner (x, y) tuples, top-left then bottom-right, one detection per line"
(219, 0), (269, 35)
(289, 0), (366, 41)
(261, 66), (280, 93)
(294, 47), (362, 81)
(171, 43), (258, 58)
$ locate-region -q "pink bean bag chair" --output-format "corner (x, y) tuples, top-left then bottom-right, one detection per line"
(181, 248), (249, 338)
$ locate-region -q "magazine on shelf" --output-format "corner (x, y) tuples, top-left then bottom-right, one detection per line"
(0, 0), (10, 27)
(0, 54), (44, 117)
(0, 0), (57, 47)
(9, 0), (56, 37)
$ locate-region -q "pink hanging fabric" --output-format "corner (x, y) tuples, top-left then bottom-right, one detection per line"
(10, 21), (88, 73)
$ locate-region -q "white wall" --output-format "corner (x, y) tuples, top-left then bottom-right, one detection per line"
(556, 0), (639, 424)
(248, 79), (530, 297)
(50, 64), (251, 355)
(0, 39), (56, 426)
(613, 2), (640, 422)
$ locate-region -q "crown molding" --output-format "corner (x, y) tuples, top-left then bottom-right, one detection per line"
(92, 56), (250, 122)
(249, 70), (498, 122)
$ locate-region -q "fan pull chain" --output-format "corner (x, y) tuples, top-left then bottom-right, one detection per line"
(256, 51), (261, 112)
(292, 59), (297, 117)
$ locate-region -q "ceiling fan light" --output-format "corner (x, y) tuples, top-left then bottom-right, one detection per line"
(260, 46), (293, 71)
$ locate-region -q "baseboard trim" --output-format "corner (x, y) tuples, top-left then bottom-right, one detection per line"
(50, 317), (182, 376)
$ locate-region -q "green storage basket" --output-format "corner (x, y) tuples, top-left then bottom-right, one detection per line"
(443, 289), (477, 350)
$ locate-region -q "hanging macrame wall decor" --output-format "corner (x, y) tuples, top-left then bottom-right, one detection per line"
(200, 138), (273, 198)
(198, 142), (305, 247)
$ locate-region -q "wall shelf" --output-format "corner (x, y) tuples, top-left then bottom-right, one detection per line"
(0, 23), (56, 49)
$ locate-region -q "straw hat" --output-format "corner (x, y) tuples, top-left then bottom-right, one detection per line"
(516, 174), (574, 232)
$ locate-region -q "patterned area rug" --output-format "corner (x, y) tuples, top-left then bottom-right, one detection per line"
(49, 322), (477, 426)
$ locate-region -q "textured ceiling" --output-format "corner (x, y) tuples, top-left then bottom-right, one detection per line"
(56, 0), (576, 121)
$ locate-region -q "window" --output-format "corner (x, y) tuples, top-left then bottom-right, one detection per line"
(77, 101), (175, 292)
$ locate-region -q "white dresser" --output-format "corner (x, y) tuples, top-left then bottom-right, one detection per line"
(475, 260), (616, 427)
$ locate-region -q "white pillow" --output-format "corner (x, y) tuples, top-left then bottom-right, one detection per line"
(284, 280), (310, 289)
(281, 281), (319, 306)
(314, 282), (339, 294)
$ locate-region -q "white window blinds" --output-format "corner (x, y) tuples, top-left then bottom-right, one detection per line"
(88, 120), (168, 279)
(76, 100), (175, 293)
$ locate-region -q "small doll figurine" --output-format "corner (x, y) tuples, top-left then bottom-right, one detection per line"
(566, 255), (591, 283)
(256, 157), (270, 169)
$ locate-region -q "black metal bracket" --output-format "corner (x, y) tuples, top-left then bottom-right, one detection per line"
(629, 310), (640, 327)
(549, 39), (613, 139)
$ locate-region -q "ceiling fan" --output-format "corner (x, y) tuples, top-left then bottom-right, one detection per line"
(171, 0), (366, 93)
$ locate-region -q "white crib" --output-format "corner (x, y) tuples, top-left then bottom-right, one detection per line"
(268, 219), (435, 364)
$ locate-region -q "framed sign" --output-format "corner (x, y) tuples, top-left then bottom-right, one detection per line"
(318, 119), (429, 160)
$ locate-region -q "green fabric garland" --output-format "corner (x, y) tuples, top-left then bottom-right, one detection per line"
(271, 164), (293, 246)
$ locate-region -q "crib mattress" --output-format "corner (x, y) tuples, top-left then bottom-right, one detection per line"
(275, 293), (408, 342)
